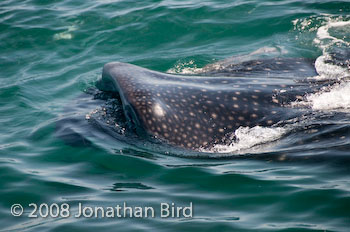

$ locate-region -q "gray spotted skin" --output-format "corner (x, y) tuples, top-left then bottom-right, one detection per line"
(201, 57), (317, 78)
(326, 47), (350, 69)
(98, 62), (309, 150)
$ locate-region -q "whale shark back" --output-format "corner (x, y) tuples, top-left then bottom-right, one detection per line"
(200, 57), (317, 78)
(97, 61), (309, 150)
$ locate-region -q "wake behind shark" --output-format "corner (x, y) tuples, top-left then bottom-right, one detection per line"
(96, 58), (323, 150)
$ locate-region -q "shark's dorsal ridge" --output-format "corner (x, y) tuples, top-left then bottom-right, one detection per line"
(200, 57), (317, 78)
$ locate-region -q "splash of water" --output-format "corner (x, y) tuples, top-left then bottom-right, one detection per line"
(202, 126), (287, 154)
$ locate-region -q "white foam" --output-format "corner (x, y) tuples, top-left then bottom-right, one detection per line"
(307, 15), (349, 52)
(314, 55), (350, 80)
(311, 18), (350, 80)
(167, 60), (203, 74)
(316, 21), (350, 42)
(313, 18), (350, 50)
(204, 126), (287, 154)
(293, 82), (350, 111)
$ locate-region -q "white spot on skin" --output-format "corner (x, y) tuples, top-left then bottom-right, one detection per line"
(154, 103), (165, 117)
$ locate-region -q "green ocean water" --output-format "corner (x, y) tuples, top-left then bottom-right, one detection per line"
(1, 0), (350, 231)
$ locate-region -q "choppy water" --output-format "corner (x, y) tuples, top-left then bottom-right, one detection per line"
(1, 0), (350, 231)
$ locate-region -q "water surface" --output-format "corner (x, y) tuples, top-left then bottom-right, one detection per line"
(1, 0), (350, 231)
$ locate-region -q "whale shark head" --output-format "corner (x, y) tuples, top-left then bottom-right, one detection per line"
(97, 61), (310, 150)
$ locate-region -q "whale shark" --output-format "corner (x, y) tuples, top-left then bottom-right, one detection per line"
(96, 58), (322, 150)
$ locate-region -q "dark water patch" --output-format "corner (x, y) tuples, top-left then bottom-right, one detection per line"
(109, 182), (154, 192)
